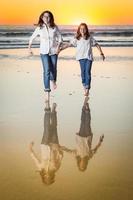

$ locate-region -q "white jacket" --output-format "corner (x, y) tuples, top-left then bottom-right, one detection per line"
(29, 24), (63, 55)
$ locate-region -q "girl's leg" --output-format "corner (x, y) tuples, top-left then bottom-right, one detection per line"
(85, 59), (92, 90)
(49, 54), (58, 89)
(50, 54), (58, 82)
(50, 104), (59, 144)
(40, 54), (51, 92)
(79, 59), (86, 88)
(41, 107), (51, 145)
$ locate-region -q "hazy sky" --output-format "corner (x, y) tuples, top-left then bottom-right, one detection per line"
(1, 0), (133, 25)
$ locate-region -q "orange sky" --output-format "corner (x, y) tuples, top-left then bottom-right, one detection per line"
(1, 0), (133, 25)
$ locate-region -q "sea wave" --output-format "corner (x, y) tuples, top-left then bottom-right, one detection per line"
(0, 25), (133, 48)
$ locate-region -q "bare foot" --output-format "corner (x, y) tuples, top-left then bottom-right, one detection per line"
(45, 92), (50, 102)
(84, 89), (89, 96)
(52, 103), (57, 112)
(52, 81), (57, 90)
(84, 96), (89, 105)
(83, 86), (86, 93)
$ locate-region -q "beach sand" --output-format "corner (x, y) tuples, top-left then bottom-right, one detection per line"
(0, 47), (133, 200)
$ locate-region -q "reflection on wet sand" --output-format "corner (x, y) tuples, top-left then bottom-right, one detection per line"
(29, 97), (104, 185)
(29, 101), (65, 185)
(63, 97), (104, 171)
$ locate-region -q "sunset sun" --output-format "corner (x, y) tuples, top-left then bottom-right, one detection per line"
(72, 18), (90, 25)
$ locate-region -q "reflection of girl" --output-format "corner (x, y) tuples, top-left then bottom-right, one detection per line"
(59, 23), (105, 96)
(29, 103), (64, 185)
(28, 11), (62, 100)
(64, 97), (104, 171)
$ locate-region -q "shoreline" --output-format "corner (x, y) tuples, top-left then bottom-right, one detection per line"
(0, 47), (133, 62)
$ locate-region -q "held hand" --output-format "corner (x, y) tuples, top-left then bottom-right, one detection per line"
(56, 47), (62, 55)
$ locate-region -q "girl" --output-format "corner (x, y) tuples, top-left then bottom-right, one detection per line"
(59, 23), (105, 96)
(28, 10), (63, 100)
(63, 97), (104, 172)
(29, 102), (64, 185)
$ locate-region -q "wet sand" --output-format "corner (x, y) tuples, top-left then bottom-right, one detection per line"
(0, 47), (133, 200)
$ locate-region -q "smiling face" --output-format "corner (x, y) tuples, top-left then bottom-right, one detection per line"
(79, 25), (87, 36)
(42, 12), (51, 25)
(76, 23), (90, 40)
(38, 10), (55, 28)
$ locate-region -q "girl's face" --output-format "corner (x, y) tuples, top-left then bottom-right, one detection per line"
(79, 25), (87, 36)
(42, 12), (51, 24)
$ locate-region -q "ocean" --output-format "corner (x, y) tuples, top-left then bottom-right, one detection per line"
(0, 25), (133, 49)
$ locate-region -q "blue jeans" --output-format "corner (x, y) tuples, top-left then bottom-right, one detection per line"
(79, 59), (92, 89)
(40, 54), (58, 92)
(41, 109), (58, 145)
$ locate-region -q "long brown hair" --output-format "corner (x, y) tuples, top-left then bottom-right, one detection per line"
(76, 156), (89, 171)
(36, 10), (56, 28)
(39, 169), (55, 185)
(76, 23), (90, 40)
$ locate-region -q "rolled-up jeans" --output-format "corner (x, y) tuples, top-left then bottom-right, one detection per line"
(79, 59), (92, 89)
(40, 54), (58, 92)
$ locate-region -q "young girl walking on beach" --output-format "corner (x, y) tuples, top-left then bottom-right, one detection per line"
(29, 102), (64, 185)
(63, 97), (104, 172)
(28, 10), (62, 100)
(59, 23), (105, 96)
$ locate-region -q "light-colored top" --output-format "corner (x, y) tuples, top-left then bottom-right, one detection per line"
(75, 135), (92, 158)
(70, 36), (97, 61)
(30, 144), (50, 171)
(29, 24), (63, 55)
(30, 144), (63, 172)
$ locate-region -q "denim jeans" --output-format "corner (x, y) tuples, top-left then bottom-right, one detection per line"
(79, 59), (92, 89)
(41, 109), (59, 145)
(40, 54), (58, 92)
(78, 106), (92, 137)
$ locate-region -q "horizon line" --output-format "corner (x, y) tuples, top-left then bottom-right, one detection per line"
(0, 24), (133, 26)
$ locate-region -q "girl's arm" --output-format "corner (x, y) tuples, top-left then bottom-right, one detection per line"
(61, 43), (72, 50)
(60, 146), (76, 155)
(56, 26), (63, 47)
(91, 135), (104, 154)
(29, 142), (41, 165)
(28, 27), (40, 55)
(95, 43), (105, 61)
(57, 42), (72, 54)
(56, 26), (63, 54)
(58, 36), (77, 54)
